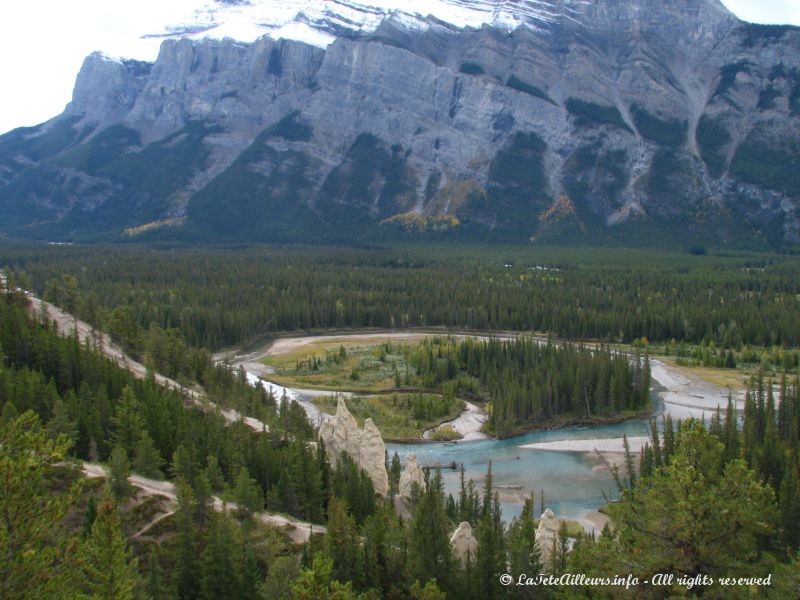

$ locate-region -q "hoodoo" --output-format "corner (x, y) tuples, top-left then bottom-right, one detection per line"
(319, 398), (390, 496)
(398, 453), (427, 499)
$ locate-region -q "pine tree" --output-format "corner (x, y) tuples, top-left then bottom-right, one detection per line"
(475, 462), (506, 600)
(260, 556), (300, 600)
(81, 495), (98, 540)
(506, 495), (541, 600)
(409, 469), (454, 593)
(362, 505), (388, 594)
(78, 492), (139, 600)
(146, 547), (168, 600)
(0, 400), (20, 427)
(607, 420), (776, 581)
(324, 497), (363, 588)
(778, 457), (800, 551)
(200, 509), (241, 600)
(0, 412), (82, 600)
(174, 480), (199, 600)
(133, 430), (164, 479)
(240, 541), (261, 600)
(233, 466), (264, 520)
(410, 579), (447, 600)
(205, 454), (226, 491)
(46, 397), (77, 445)
(108, 445), (132, 500)
(724, 393), (739, 462)
(292, 554), (359, 600)
(111, 386), (145, 455)
(390, 451), (402, 495)
(171, 444), (196, 485)
(193, 470), (214, 524)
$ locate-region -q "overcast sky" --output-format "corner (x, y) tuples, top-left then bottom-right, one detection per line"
(1, 0), (798, 135)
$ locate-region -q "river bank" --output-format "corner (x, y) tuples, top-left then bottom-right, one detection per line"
(228, 329), (746, 532)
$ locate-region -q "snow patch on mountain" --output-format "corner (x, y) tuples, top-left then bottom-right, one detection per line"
(142, 0), (583, 50)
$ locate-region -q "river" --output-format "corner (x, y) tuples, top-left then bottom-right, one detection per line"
(235, 334), (744, 532)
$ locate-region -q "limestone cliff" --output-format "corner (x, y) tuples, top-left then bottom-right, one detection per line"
(2, 0), (799, 245)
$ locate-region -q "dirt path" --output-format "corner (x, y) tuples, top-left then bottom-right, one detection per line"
(28, 296), (268, 432)
(81, 462), (324, 544)
(133, 509), (176, 539)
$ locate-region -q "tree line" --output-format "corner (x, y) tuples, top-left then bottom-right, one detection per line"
(2, 242), (800, 352)
(404, 337), (650, 436)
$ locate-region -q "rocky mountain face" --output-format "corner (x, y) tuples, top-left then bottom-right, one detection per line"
(1, 0), (799, 245)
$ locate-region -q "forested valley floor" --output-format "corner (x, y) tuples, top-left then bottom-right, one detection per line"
(2, 241), (800, 598)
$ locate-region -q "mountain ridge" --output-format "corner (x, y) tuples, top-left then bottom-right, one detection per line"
(1, 0), (799, 246)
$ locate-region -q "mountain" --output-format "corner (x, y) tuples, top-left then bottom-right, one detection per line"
(1, 0), (799, 245)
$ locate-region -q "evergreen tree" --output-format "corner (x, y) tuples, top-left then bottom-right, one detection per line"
(506, 495), (541, 599)
(260, 556), (300, 600)
(409, 579), (447, 600)
(390, 451), (402, 495)
(778, 457), (800, 551)
(606, 421), (776, 586)
(193, 470), (214, 524)
(0, 400), (20, 427)
(174, 480), (199, 600)
(724, 393), (740, 463)
(409, 469), (454, 594)
(108, 445), (132, 500)
(146, 547), (169, 600)
(46, 397), (77, 445)
(232, 466), (264, 520)
(171, 444), (196, 486)
(475, 462), (506, 600)
(553, 521), (570, 575)
(205, 454), (226, 491)
(324, 497), (363, 588)
(641, 350), (652, 405)
(292, 554), (360, 600)
(200, 509), (241, 600)
(81, 494), (98, 540)
(133, 430), (164, 479)
(239, 540), (261, 600)
(78, 492), (139, 600)
(111, 386), (145, 455)
(0, 412), (82, 600)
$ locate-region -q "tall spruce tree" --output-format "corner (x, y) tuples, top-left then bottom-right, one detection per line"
(409, 469), (454, 593)
(200, 509), (241, 600)
(506, 495), (542, 599)
(475, 462), (506, 599)
(0, 412), (82, 600)
(78, 492), (139, 600)
(174, 480), (199, 600)
(108, 445), (132, 500)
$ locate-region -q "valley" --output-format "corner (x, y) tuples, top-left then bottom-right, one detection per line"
(2, 0), (800, 596)
(2, 1), (799, 245)
(2, 240), (799, 598)
(228, 327), (749, 525)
